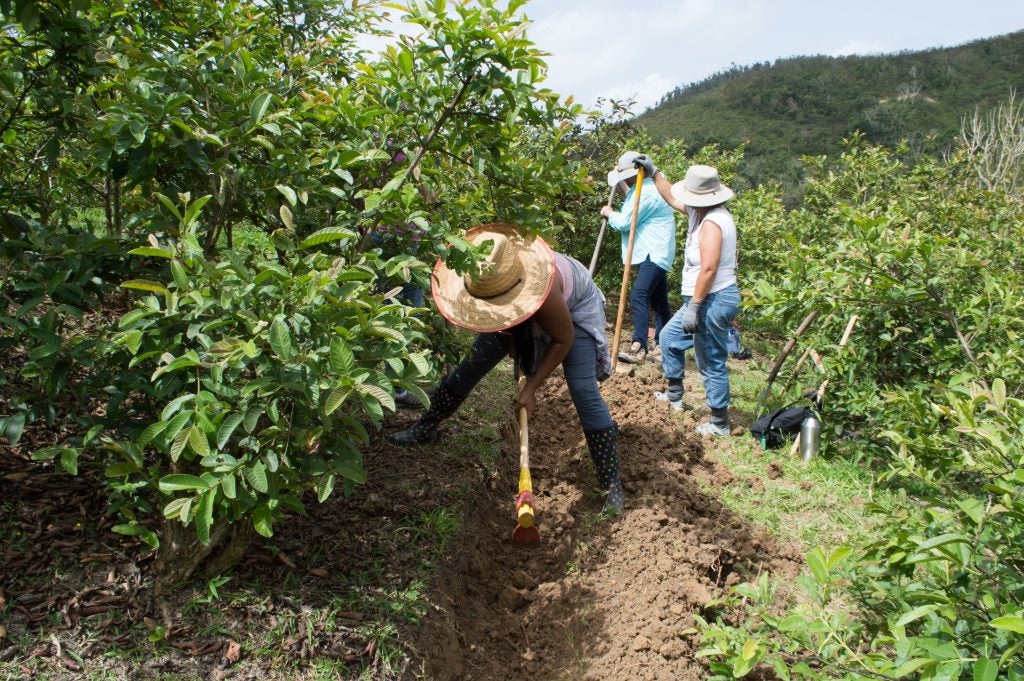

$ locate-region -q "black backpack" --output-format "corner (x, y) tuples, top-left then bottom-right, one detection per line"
(750, 398), (817, 450)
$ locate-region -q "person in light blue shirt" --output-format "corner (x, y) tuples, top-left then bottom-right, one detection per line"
(600, 151), (677, 363)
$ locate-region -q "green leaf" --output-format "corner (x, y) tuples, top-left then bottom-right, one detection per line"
(245, 462), (269, 493)
(335, 460), (367, 485)
(250, 93), (273, 125)
(892, 658), (935, 678)
(188, 426), (210, 458)
(122, 329), (143, 354)
(916, 532), (967, 552)
(221, 474), (237, 500)
(170, 260), (189, 289)
(990, 615), (1024, 634)
(269, 317), (292, 360)
(3, 413), (25, 446)
(275, 184), (297, 207)
(243, 406), (262, 433)
(216, 413), (245, 449)
(159, 473), (208, 492)
(825, 546), (852, 571)
(895, 604), (940, 628)
(195, 492), (214, 545)
(357, 382), (396, 412)
(105, 462), (139, 477)
(112, 523), (151, 537)
(806, 547), (828, 585)
(170, 429), (190, 462)
(732, 650), (756, 677)
(299, 226), (357, 249)
(163, 410), (193, 442)
(329, 337), (355, 373)
(252, 505), (273, 537)
(60, 448), (79, 476)
(957, 497), (986, 526)
(162, 498), (191, 520)
(323, 387), (351, 415)
(279, 204), (293, 229)
(121, 279), (169, 294)
(317, 473), (336, 503)
(155, 193), (183, 221)
(991, 378), (1006, 409)
(128, 246), (175, 259)
(409, 352), (431, 376)
(30, 446), (62, 461)
(974, 658), (999, 681)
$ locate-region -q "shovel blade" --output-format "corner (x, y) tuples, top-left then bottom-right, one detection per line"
(511, 523), (541, 546)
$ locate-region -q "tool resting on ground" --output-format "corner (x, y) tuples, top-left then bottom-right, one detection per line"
(511, 401), (540, 545)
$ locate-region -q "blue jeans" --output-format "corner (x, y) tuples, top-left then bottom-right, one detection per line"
(444, 328), (614, 432)
(371, 232), (425, 308)
(630, 258), (671, 347)
(660, 284), (740, 410)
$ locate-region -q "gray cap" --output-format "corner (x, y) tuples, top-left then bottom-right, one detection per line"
(606, 150), (642, 187)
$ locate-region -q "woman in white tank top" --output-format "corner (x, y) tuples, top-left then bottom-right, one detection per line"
(632, 159), (741, 437)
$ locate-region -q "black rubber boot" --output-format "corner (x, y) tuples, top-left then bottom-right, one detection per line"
(388, 383), (464, 445)
(585, 425), (625, 515)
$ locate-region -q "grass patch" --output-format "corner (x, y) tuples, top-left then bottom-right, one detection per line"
(702, 345), (897, 551)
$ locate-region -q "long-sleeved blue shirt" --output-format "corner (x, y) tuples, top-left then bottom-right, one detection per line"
(606, 177), (677, 271)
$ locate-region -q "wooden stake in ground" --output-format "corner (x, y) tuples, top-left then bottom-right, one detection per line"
(610, 167), (644, 371)
(754, 308), (819, 419)
(790, 315), (859, 458)
(589, 184), (618, 277)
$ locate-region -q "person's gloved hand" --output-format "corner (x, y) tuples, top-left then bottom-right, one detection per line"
(680, 299), (702, 333)
(632, 154), (656, 178)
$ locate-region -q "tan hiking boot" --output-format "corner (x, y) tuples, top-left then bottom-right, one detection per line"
(618, 340), (647, 364)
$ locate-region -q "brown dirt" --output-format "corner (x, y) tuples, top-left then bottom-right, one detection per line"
(398, 364), (800, 681)
(0, 359), (799, 679)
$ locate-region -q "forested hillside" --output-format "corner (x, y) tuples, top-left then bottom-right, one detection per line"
(638, 29), (1024, 197)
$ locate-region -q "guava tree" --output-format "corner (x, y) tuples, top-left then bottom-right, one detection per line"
(1, 0), (587, 587)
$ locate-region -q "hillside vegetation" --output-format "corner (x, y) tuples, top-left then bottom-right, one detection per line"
(637, 29), (1024, 197)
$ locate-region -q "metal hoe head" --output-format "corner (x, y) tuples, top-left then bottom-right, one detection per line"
(511, 522), (541, 546)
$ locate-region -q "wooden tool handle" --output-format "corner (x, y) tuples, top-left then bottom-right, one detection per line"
(518, 406), (530, 472)
(589, 184), (618, 276)
(610, 166), (644, 370)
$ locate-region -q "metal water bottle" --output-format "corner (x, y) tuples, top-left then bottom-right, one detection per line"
(800, 411), (821, 462)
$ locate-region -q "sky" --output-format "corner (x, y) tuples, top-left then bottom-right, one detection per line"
(506, 0), (1024, 115)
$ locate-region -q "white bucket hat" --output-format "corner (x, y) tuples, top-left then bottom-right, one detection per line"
(606, 150), (643, 187)
(670, 164), (734, 207)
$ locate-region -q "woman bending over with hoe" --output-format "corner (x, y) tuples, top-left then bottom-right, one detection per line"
(389, 224), (624, 514)
(633, 157), (741, 436)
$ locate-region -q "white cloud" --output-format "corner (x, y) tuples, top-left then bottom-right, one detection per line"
(354, 0), (1024, 119)
(830, 40), (890, 57)
(520, 0), (1024, 115)
(524, 0), (773, 114)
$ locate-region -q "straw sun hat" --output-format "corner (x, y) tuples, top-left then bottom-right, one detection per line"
(431, 223), (556, 333)
(670, 164), (734, 207)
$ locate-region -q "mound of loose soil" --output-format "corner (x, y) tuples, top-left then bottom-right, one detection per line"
(399, 365), (800, 680)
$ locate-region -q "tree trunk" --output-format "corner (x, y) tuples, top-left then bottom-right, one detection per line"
(154, 518), (256, 594)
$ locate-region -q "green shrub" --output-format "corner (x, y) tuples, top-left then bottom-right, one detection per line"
(698, 137), (1024, 679)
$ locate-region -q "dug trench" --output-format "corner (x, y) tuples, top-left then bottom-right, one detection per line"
(395, 363), (801, 680)
(0, 356), (799, 679)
